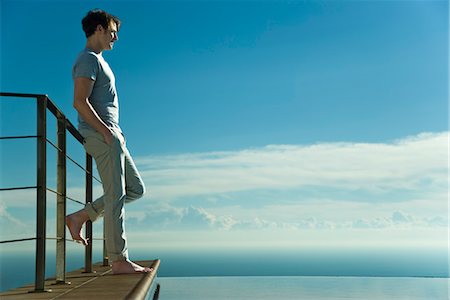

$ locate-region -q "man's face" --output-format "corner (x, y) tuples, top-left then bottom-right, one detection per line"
(98, 21), (118, 51)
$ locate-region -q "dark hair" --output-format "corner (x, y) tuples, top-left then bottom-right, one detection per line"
(82, 9), (121, 38)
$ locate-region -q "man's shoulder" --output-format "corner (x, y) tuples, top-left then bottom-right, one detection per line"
(75, 49), (100, 65)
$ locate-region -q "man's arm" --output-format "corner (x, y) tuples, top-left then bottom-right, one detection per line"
(73, 77), (113, 144)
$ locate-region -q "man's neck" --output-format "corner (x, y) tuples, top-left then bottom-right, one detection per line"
(85, 39), (103, 55)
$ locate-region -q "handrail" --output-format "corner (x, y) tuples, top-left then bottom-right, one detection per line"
(0, 92), (106, 292)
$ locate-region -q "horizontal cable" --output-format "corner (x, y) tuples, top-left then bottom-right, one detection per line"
(46, 187), (62, 196)
(47, 237), (105, 242)
(66, 195), (85, 206)
(66, 155), (102, 184)
(66, 154), (89, 175)
(48, 237), (105, 242)
(0, 186), (37, 192)
(45, 138), (102, 184)
(1, 137), (100, 183)
(46, 138), (62, 153)
(0, 237), (36, 244)
(3, 137), (101, 184)
(66, 237), (106, 242)
(66, 151), (103, 184)
(1, 236), (105, 244)
(0, 135), (38, 140)
(46, 188), (85, 206)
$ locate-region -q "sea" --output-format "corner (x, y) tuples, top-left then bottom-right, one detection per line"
(1, 245), (448, 299)
(154, 276), (449, 300)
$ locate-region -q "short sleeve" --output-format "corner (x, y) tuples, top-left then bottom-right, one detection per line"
(73, 53), (99, 81)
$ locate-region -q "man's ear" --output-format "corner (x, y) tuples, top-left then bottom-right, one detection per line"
(96, 24), (104, 33)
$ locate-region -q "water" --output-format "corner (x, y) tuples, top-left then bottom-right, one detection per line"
(154, 276), (449, 300)
(133, 247), (448, 278)
(1, 246), (448, 298)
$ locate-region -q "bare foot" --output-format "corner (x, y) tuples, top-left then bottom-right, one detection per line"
(112, 260), (153, 275)
(66, 210), (89, 246)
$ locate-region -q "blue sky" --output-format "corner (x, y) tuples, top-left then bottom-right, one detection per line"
(0, 0), (448, 267)
(1, 0), (447, 153)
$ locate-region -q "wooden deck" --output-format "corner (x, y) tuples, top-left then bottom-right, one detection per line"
(0, 260), (160, 300)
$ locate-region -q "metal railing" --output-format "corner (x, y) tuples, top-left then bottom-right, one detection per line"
(0, 92), (107, 292)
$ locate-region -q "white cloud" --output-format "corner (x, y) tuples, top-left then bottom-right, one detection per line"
(136, 132), (448, 201)
(392, 210), (415, 223)
(1, 132), (447, 242)
(128, 203), (448, 232)
(2, 131), (446, 210)
(179, 206), (216, 229)
(425, 216), (448, 227)
(232, 217), (277, 230)
(127, 204), (238, 230)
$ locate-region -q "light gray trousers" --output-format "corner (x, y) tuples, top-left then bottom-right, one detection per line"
(80, 127), (145, 262)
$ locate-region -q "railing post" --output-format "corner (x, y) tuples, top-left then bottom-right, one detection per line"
(35, 95), (47, 292)
(84, 153), (93, 272)
(55, 114), (67, 283)
(1, 93), (105, 290)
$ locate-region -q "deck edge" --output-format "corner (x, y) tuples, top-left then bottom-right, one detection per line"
(125, 259), (160, 300)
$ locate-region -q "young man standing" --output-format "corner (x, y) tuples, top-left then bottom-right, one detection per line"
(66, 9), (150, 274)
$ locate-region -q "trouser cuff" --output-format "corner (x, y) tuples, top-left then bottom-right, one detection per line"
(85, 203), (101, 222)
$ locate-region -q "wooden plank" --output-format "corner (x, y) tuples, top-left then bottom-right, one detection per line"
(1, 260), (160, 300)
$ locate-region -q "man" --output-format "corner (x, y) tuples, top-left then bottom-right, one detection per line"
(66, 9), (151, 274)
